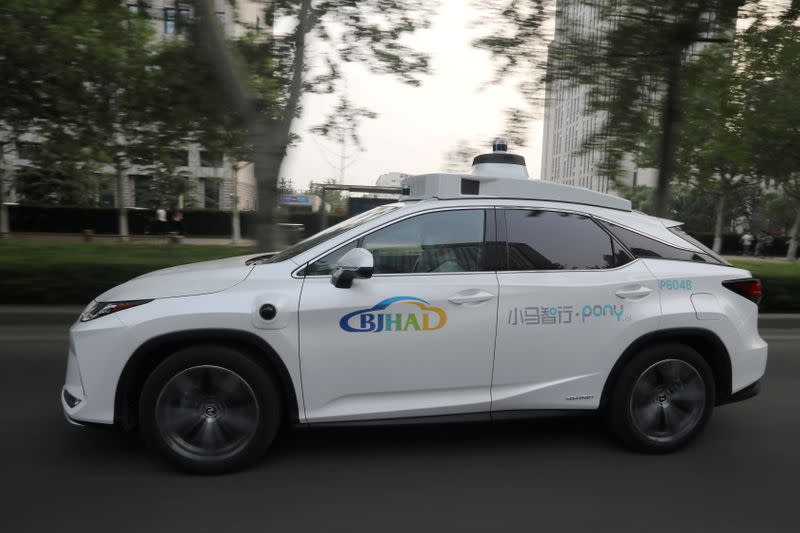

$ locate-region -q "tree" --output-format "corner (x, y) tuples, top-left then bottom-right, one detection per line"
(672, 42), (754, 252)
(478, 0), (750, 217)
(0, 0), (93, 234)
(743, 16), (800, 259)
(193, 0), (433, 250)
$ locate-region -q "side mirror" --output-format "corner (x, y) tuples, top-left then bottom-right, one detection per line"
(331, 248), (374, 289)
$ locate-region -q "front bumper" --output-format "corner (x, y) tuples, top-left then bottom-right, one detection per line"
(61, 315), (128, 426)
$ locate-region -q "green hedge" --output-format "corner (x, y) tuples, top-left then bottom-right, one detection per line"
(729, 259), (800, 313)
(8, 204), (345, 239)
(688, 232), (789, 256)
(0, 242), (797, 310)
(0, 241), (254, 305)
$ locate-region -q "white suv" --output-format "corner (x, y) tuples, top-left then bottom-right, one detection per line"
(62, 154), (767, 473)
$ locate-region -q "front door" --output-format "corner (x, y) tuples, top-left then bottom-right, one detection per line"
(298, 208), (499, 423)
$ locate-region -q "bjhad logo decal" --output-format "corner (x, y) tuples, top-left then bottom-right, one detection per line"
(340, 296), (447, 333)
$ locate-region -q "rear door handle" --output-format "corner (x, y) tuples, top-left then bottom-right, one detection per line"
(448, 290), (495, 306)
(615, 286), (653, 300)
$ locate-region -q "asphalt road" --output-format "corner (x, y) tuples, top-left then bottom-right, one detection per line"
(1, 325), (798, 533)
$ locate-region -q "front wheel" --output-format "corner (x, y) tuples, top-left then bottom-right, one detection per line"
(139, 345), (281, 473)
(608, 343), (715, 453)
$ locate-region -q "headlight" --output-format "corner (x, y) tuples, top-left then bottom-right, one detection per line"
(80, 300), (152, 322)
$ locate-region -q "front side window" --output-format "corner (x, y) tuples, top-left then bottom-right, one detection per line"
(504, 209), (630, 271)
(362, 209), (486, 274)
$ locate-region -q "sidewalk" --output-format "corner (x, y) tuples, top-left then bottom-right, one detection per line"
(0, 305), (797, 329)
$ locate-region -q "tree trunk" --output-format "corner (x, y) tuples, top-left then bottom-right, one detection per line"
(713, 191), (726, 254)
(0, 158), (9, 239)
(654, 54), (683, 218)
(230, 162), (241, 245)
(195, 0), (312, 252)
(115, 164), (129, 241)
(787, 207), (800, 260)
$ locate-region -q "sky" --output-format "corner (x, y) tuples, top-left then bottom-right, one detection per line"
(279, 0), (554, 191)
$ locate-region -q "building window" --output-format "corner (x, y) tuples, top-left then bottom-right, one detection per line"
(200, 150), (223, 168)
(131, 153), (154, 166)
(131, 175), (153, 208)
(16, 142), (41, 160)
(164, 8), (175, 34)
(165, 7), (189, 34)
(203, 179), (221, 209)
(171, 150), (189, 167)
(178, 7), (190, 34)
(215, 11), (225, 23)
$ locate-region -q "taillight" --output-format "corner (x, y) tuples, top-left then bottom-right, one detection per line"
(722, 278), (762, 304)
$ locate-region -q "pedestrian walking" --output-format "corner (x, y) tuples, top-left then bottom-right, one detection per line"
(156, 207), (167, 235)
(740, 231), (753, 256)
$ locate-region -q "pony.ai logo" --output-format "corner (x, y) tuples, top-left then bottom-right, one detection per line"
(339, 296), (447, 333)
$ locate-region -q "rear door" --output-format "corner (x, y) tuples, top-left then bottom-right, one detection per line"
(491, 208), (661, 412)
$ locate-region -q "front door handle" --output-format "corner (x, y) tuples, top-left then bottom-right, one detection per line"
(448, 290), (495, 306)
(615, 286), (653, 300)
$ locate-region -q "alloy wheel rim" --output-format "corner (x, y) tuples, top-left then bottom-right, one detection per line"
(155, 365), (260, 460)
(629, 359), (706, 443)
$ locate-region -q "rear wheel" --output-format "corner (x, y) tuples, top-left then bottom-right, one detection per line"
(608, 343), (715, 453)
(139, 345), (281, 473)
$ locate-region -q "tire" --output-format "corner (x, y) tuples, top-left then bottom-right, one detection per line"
(139, 345), (281, 474)
(607, 343), (715, 453)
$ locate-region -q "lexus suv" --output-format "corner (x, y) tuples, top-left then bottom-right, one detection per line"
(62, 145), (767, 473)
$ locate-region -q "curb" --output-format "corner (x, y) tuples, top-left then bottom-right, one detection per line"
(0, 306), (797, 329)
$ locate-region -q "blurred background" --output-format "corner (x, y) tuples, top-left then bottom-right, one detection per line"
(1, 1), (799, 531)
(1, 0), (799, 308)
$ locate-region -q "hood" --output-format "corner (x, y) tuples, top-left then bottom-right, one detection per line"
(96, 254), (262, 302)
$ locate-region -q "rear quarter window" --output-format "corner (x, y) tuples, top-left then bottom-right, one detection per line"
(598, 221), (725, 265)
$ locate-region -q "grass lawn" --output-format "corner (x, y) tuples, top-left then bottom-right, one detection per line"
(0, 240), (255, 305)
(728, 258), (800, 278)
(1, 240), (798, 311)
(729, 259), (800, 312)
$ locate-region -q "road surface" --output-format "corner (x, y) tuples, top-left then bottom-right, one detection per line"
(2, 325), (798, 532)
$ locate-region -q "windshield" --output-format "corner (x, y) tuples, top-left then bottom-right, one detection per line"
(264, 204), (405, 264)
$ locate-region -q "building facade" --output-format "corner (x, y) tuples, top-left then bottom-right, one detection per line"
(541, 0), (736, 195)
(2, 1), (265, 212)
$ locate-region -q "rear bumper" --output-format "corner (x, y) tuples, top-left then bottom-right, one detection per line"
(720, 380), (761, 406)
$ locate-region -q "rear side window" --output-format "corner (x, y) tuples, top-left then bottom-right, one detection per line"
(503, 210), (631, 271)
(598, 221), (724, 265)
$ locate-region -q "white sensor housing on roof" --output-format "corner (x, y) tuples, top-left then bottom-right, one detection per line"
(401, 173), (632, 211)
(471, 137), (529, 179)
(400, 140), (631, 211)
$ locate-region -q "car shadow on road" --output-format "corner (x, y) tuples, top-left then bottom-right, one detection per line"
(54, 414), (614, 474)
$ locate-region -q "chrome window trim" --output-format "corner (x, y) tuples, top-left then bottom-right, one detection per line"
(495, 257), (641, 275)
(292, 205), (495, 279)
